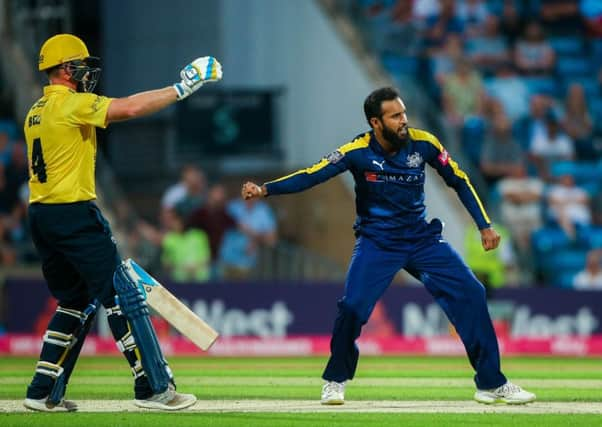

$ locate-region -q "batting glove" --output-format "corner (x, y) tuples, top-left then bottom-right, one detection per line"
(173, 56), (222, 101)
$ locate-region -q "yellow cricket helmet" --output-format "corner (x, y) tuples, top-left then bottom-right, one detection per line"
(38, 34), (101, 92)
(38, 34), (90, 71)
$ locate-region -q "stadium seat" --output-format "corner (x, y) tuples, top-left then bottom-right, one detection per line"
(591, 39), (602, 68)
(359, 0), (396, 7)
(549, 160), (577, 177)
(539, 249), (588, 284)
(460, 117), (485, 166)
(557, 271), (578, 289)
(549, 36), (584, 56)
(512, 117), (533, 150)
(589, 98), (602, 136)
(522, 77), (557, 97)
(0, 120), (17, 139)
(589, 97), (602, 116)
(381, 53), (419, 77)
(581, 181), (600, 196)
(555, 56), (592, 77)
(580, 226), (602, 249)
(561, 76), (599, 98)
(532, 227), (571, 254)
(550, 161), (602, 185)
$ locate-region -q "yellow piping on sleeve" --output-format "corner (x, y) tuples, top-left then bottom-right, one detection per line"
(409, 128), (491, 224)
(266, 132), (371, 185)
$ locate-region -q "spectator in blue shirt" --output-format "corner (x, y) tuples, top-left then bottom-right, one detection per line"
(220, 196), (277, 277)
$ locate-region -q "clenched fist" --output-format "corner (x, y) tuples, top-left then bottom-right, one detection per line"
(173, 56), (222, 101)
(242, 182), (267, 200)
(480, 227), (501, 251)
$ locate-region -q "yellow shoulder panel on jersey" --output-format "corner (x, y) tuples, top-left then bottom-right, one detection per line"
(267, 133), (371, 184)
(338, 132), (371, 154)
(408, 128), (442, 150)
(409, 127), (490, 224)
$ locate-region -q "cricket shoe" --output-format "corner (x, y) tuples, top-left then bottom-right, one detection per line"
(474, 381), (536, 405)
(23, 397), (78, 412)
(134, 385), (197, 411)
(321, 381), (345, 405)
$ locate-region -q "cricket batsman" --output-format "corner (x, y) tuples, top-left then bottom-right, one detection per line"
(23, 33), (222, 412)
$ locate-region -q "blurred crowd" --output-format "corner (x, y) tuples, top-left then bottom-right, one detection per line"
(0, 122), (279, 282)
(0, 121), (35, 267)
(122, 165), (278, 283)
(354, 0), (602, 289)
(2, 0), (602, 289)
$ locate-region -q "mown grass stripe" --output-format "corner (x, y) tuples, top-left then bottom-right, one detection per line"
(4, 369), (601, 380)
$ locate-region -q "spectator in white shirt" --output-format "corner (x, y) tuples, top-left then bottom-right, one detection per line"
(529, 109), (574, 180)
(160, 164), (207, 218)
(547, 174), (591, 239)
(573, 250), (602, 290)
(497, 165), (544, 250)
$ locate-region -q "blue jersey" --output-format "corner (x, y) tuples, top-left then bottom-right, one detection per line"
(265, 128), (490, 244)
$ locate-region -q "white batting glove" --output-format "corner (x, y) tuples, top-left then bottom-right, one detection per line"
(173, 56), (222, 101)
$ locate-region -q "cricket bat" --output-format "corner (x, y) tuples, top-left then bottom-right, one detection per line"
(123, 258), (219, 351)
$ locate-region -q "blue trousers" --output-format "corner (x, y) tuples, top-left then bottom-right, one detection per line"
(322, 233), (507, 390)
(27, 201), (154, 400)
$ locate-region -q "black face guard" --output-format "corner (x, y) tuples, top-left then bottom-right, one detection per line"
(64, 57), (101, 92)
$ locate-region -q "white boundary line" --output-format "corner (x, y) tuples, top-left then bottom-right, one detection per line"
(1, 400), (601, 414)
(2, 378), (602, 388)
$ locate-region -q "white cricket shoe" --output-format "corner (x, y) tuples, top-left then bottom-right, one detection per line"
(321, 381), (345, 405)
(474, 381), (536, 405)
(134, 385), (197, 411)
(23, 397), (78, 412)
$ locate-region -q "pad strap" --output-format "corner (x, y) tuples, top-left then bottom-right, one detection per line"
(114, 261), (171, 394)
(131, 359), (145, 379)
(35, 361), (64, 379)
(116, 330), (137, 353)
(106, 304), (123, 316)
(47, 301), (98, 404)
(43, 330), (75, 348)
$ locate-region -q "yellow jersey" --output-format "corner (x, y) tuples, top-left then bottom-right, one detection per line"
(24, 85), (113, 203)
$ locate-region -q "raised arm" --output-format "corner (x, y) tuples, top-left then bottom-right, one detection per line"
(106, 87), (179, 123)
(242, 147), (353, 200)
(106, 56), (222, 124)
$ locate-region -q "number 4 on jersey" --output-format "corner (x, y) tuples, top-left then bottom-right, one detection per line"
(31, 137), (47, 183)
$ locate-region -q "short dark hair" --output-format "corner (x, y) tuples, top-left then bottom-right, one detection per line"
(363, 87), (400, 127)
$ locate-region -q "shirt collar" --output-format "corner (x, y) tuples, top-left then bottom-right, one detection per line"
(369, 130), (411, 157)
(43, 84), (76, 96)
(369, 131), (386, 156)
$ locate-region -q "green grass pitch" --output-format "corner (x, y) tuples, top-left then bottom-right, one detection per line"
(0, 355), (600, 426)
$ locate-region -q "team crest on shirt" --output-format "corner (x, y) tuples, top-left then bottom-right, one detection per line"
(438, 150), (450, 166)
(406, 152), (423, 168)
(326, 150), (344, 164)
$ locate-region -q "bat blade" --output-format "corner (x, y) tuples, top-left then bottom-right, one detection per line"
(124, 259), (219, 351)
(145, 284), (219, 351)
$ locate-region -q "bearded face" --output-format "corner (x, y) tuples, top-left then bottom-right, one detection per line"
(371, 98), (409, 151)
(381, 120), (408, 149)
